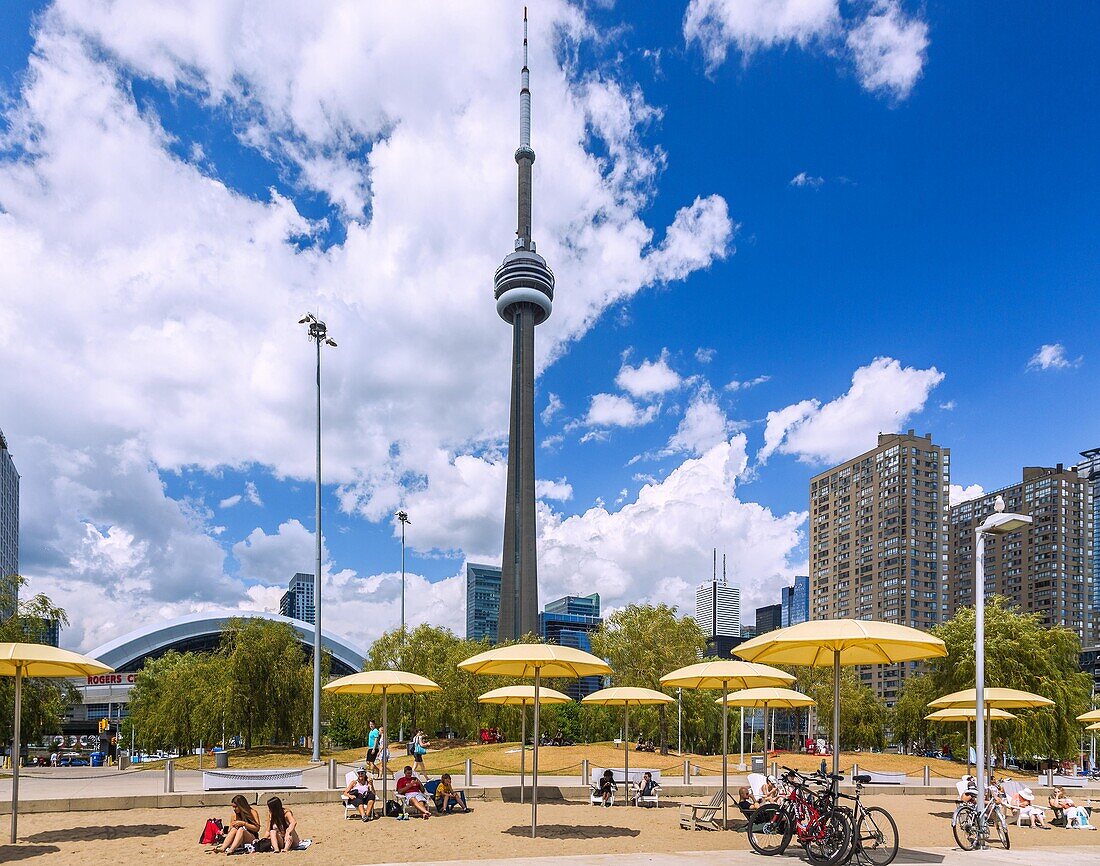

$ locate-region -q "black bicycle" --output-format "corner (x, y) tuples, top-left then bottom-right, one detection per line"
(840, 774), (899, 866)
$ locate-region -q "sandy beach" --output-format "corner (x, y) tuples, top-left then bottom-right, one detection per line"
(3, 793), (1099, 865)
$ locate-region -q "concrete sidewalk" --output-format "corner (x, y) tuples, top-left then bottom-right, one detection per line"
(362, 848), (1100, 866)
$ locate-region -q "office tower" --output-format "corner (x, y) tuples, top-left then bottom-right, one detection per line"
(782, 575), (810, 627)
(695, 564), (741, 658)
(495, 10), (555, 643)
(947, 464), (1090, 638)
(466, 563), (502, 643)
(809, 430), (950, 702)
(755, 603), (783, 635)
(0, 428), (18, 622)
(279, 572), (316, 625)
(540, 593), (602, 699)
(23, 617), (59, 647)
(1077, 448), (1099, 643)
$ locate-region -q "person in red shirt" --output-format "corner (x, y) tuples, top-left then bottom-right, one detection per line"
(396, 766), (431, 819)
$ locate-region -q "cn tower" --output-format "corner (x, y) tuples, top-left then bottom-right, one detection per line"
(494, 8), (554, 643)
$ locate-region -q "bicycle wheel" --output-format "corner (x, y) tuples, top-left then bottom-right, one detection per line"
(747, 804), (793, 856)
(953, 806), (979, 851)
(994, 809), (1010, 850)
(855, 806), (899, 866)
(806, 807), (854, 866)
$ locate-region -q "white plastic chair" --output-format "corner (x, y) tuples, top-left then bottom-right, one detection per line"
(747, 772), (767, 801)
(341, 770), (359, 820)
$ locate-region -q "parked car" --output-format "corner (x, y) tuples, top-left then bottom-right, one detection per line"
(58, 752), (89, 767)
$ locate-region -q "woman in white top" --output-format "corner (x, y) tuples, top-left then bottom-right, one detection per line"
(343, 768), (376, 821)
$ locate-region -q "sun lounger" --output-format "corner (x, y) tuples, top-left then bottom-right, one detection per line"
(678, 789), (735, 831)
(862, 770), (905, 785)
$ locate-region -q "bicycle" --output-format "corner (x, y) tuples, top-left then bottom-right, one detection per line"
(748, 767), (853, 866)
(952, 784), (1010, 851)
(840, 774), (899, 866)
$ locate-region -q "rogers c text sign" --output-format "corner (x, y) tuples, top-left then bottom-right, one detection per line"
(86, 674), (136, 686)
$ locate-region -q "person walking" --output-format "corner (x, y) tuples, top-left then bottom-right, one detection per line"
(412, 729), (430, 778)
(365, 721), (381, 776)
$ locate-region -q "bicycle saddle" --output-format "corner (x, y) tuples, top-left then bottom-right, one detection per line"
(853, 774), (872, 784)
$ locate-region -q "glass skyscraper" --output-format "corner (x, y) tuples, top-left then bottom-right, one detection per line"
(781, 575), (810, 627)
(466, 563), (502, 643)
(0, 428), (19, 622)
(279, 572), (316, 624)
(540, 593), (602, 700)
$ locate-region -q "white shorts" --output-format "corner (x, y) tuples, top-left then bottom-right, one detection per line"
(404, 792), (428, 804)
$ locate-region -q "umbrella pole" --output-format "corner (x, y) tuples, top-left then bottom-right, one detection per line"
(967, 720), (971, 773)
(381, 688), (388, 812)
(624, 702), (630, 803)
(763, 701), (769, 768)
(739, 706), (745, 769)
(722, 678), (729, 830)
(520, 702), (526, 804)
(832, 650), (840, 788)
(10, 663), (22, 844)
(532, 668), (540, 838)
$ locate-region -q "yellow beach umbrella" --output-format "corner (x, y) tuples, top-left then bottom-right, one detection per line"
(478, 685), (571, 803)
(582, 687), (674, 794)
(459, 644), (611, 837)
(1075, 709), (1100, 724)
(1086, 722), (1100, 732)
(0, 642), (113, 843)
(716, 688), (815, 762)
(735, 619), (947, 783)
(324, 670), (441, 809)
(661, 661), (793, 829)
(929, 688), (1053, 710)
(925, 707), (1018, 772)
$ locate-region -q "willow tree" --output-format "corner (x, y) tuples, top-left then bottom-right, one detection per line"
(591, 604), (707, 754)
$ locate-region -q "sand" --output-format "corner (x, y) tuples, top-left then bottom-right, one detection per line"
(3, 793), (1099, 865)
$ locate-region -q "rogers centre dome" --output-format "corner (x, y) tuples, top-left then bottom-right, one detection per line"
(88, 610), (367, 677)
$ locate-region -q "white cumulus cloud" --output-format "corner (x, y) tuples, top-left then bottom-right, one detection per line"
(616, 350), (682, 398)
(845, 0), (930, 100)
(758, 357), (944, 465)
(664, 386), (734, 456)
(949, 484), (984, 507)
(583, 393), (661, 429)
(1027, 343), (1082, 371)
(790, 172), (824, 188)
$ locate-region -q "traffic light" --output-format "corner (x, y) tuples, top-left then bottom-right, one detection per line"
(99, 718), (109, 733)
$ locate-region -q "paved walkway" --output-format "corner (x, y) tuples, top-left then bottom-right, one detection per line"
(363, 848), (1100, 866)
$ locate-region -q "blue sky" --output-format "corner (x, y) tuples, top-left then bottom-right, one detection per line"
(0, 1), (1096, 652)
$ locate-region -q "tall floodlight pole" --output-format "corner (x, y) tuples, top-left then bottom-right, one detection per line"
(974, 495), (1031, 840)
(300, 312), (337, 764)
(495, 7), (554, 643)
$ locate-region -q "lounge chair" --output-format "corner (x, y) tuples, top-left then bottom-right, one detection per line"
(631, 779), (660, 808)
(340, 770), (360, 820)
(678, 789), (735, 831)
(590, 779), (617, 806)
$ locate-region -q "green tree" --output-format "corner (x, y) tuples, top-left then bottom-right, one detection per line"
(787, 665), (888, 750)
(591, 604), (707, 754)
(129, 651), (226, 753)
(0, 577), (76, 744)
(892, 598), (1091, 761)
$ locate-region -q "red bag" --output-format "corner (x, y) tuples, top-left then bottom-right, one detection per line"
(199, 818), (223, 845)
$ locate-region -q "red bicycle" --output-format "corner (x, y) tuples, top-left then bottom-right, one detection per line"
(748, 768), (853, 866)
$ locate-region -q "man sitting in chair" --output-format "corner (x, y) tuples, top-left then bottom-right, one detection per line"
(632, 771), (660, 807)
(343, 768), (376, 821)
(737, 785), (759, 820)
(396, 766), (432, 819)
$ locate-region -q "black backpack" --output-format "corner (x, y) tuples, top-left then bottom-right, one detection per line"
(385, 799), (404, 818)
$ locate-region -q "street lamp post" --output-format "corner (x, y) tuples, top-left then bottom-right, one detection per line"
(396, 509), (410, 743)
(300, 313), (337, 764)
(974, 494), (1031, 839)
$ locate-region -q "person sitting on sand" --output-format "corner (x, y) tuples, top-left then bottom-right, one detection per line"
(632, 771), (660, 806)
(266, 796), (301, 852)
(343, 767), (377, 822)
(218, 794), (260, 854)
(433, 773), (470, 813)
(1014, 788), (1050, 829)
(737, 785), (759, 819)
(597, 768), (617, 806)
(1049, 788), (1095, 829)
(397, 766), (432, 819)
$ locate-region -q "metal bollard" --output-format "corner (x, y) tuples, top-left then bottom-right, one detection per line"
(852, 763), (858, 783)
(923, 765), (930, 786)
(1047, 767), (1054, 787)
(581, 758), (589, 784)
(683, 760), (691, 785)
(465, 758), (473, 787)
(328, 758), (337, 789)
(770, 761), (777, 779)
(164, 759), (174, 793)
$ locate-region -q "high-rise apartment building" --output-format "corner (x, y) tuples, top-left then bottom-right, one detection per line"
(279, 572), (316, 625)
(540, 593), (602, 700)
(946, 464), (1090, 638)
(696, 578), (740, 658)
(466, 563), (502, 643)
(809, 431), (950, 702)
(1076, 448), (1100, 643)
(0, 428), (18, 622)
(755, 603), (783, 634)
(782, 576), (810, 627)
